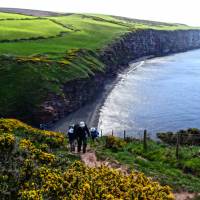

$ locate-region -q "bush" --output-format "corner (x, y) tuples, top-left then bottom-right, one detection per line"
(19, 161), (174, 200)
(0, 118), (66, 199)
(157, 128), (200, 145)
(0, 118), (64, 148)
(0, 133), (15, 152)
(105, 136), (126, 151)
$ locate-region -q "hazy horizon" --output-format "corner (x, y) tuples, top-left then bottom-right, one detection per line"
(1, 0), (200, 26)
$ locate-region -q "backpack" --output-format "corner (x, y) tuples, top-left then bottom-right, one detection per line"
(68, 127), (74, 137)
(91, 130), (98, 138)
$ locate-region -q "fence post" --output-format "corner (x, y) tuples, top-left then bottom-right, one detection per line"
(112, 130), (114, 136)
(176, 133), (180, 160)
(143, 130), (147, 152)
(124, 130), (126, 140)
(101, 129), (103, 137)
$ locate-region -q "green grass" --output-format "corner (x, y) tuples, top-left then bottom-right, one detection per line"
(0, 19), (70, 41)
(0, 14), (128, 56)
(92, 136), (200, 193)
(0, 11), (35, 19)
(0, 13), (196, 56)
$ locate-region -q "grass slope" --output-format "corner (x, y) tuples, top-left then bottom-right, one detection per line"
(92, 136), (200, 193)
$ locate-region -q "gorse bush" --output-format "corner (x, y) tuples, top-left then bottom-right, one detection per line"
(0, 133), (15, 152)
(0, 118), (64, 147)
(19, 161), (174, 200)
(19, 139), (56, 164)
(0, 118), (66, 199)
(105, 136), (126, 151)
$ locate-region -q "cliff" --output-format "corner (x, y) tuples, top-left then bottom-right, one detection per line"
(36, 29), (200, 127)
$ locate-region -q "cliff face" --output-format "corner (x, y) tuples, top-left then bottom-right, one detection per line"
(36, 29), (200, 127)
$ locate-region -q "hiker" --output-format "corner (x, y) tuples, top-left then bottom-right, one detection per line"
(76, 121), (90, 153)
(67, 124), (76, 152)
(90, 127), (99, 141)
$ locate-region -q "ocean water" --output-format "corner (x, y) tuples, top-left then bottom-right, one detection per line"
(98, 49), (200, 138)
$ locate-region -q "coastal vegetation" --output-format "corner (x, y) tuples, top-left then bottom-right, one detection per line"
(91, 135), (200, 194)
(0, 118), (174, 199)
(1, 118), (200, 199)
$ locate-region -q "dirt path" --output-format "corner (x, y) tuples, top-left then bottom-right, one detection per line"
(174, 193), (196, 200)
(81, 150), (198, 200)
(80, 150), (128, 174)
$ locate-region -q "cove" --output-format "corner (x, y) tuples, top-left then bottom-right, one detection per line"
(98, 49), (200, 138)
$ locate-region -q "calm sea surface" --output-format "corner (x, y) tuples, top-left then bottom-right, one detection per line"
(98, 49), (200, 138)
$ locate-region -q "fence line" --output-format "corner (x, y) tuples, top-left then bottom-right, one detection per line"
(99, 129), (200, 159)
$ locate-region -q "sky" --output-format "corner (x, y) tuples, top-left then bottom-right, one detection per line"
(0, 0), (200, 26)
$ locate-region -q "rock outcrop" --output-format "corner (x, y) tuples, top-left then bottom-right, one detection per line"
(36, 29), (200, 127)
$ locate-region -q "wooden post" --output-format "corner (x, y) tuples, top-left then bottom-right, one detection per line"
(143, 130), (147, 152)
(124, 130), (126, 140)
(101, 129), (103, 137)
(112, 130), (114, 136)
(176, 133), (180, 160)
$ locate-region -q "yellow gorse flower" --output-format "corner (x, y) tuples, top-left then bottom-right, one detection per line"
(19, 139), (55, 164)
(0, 118), (64, 147)
(19, 161), (174, 200)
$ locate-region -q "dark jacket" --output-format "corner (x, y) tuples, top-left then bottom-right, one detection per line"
(76, 125), (90, 139)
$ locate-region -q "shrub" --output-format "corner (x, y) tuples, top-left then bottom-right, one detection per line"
(19, 139), (55, 164)
(157, 128), (200, 145)
(0, 118), (64, 148)
(0, 133), (15, 152)
(19, 161), (174, 200)
(105, 136), (126, 151)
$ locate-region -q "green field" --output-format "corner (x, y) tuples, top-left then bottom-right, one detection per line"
(0, 19), (70, 41)
(0, 14), (128, 56)
(0, 13), (194, 56)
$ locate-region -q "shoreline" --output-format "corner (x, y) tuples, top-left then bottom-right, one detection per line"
(51, 56), (153, 133)
(51, 49), (200, 134)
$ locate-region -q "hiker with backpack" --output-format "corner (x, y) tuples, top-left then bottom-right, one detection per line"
(67, 124), (76, 152)
(76, 121), (90, 153)
(90, 127), (99, 141)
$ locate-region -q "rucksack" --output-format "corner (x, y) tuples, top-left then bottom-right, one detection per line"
(68, 127), (74, 136)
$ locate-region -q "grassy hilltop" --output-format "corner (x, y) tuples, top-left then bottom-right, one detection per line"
(0, 12), (192, 56)
(0, 10), (196, 121)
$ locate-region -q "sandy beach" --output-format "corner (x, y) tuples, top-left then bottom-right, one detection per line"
(51, 56), (153, 133)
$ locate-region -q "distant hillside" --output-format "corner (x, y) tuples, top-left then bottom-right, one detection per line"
(0, 7), (63, 16)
